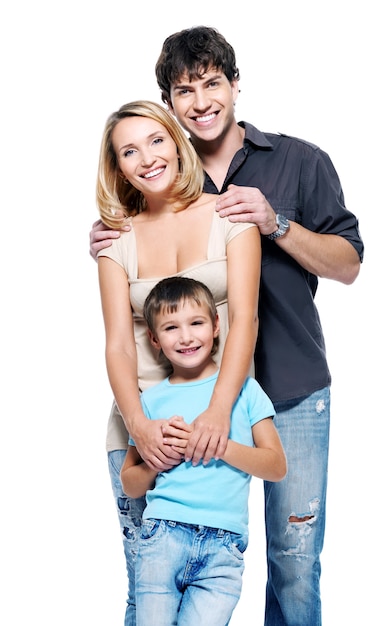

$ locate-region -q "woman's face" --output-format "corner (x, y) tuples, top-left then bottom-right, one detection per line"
(112, 116), (180, 197)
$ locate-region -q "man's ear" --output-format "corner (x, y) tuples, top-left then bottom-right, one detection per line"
(166, 101), (175, 116)
(147, 328), (161, 349)
(231, 79), (240, 104)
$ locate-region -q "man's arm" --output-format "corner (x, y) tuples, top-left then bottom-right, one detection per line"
(215, 184), (361, 285)
(89, 217), (130, 261)
(274, 222), (360, 285)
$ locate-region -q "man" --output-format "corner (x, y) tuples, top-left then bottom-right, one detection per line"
(90, 26), (364, 626)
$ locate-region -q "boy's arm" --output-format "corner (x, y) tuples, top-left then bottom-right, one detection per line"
(121, 417), (191, 498)
(120, 445), (158, 499)
(221, 417), (287, 482)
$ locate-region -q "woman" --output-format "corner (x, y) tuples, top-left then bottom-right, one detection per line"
(96, 100), (261, 625)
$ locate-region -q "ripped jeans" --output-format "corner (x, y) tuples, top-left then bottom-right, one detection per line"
(108, 450), (145, 626)
(264, 386), (330, 626)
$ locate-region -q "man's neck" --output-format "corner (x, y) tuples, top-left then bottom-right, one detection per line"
(192, 122), (244, 191)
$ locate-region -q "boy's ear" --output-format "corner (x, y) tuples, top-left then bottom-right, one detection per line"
(147, 328), (161, 349)
(213, 314), (220, 338)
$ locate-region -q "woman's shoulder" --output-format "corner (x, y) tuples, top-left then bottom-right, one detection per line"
(188, 192), (218, 212)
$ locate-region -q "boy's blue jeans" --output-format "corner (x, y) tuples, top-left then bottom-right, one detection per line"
(108, 386), (330, 626)
(135, 519), (246, 625)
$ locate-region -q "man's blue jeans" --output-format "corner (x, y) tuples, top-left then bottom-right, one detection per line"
(108, 450), (145, 626)
(264, 387), (330, 626)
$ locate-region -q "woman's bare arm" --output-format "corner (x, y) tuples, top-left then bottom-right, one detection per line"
(98, 256), (182, 471)
(185, 226), (261, 466)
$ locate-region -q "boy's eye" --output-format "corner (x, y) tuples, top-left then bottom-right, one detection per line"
(165, 325), (177, 331)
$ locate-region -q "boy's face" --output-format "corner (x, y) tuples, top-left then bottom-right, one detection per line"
(148, 299), (219, 373)
(167, 67), (239, 145)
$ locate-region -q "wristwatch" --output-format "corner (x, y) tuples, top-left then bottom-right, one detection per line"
(266, 214), (290, 240)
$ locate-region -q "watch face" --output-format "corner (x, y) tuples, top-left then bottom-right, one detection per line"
(276, 214), (289, 230)
(266, 214), (290, 240)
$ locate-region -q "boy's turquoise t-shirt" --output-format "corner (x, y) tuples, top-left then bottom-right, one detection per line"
(130, 372), (275, 536)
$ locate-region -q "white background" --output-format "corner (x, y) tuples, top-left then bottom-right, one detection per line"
(1, 1), (385, 624)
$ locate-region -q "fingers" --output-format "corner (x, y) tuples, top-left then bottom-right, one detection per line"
(145, 447), (183, 472)
(185, 431), (225, 466)
(215, 187), (262, 219)
(89, 217), (133, 260)
(162, 417), (192, 436)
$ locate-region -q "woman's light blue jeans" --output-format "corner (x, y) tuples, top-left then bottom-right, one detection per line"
(108, 450), (145, 626)
(135, 519), (247, 625)
(264, 387), (330, 626)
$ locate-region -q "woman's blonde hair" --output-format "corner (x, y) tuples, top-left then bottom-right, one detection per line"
(96, 100), (204, 228)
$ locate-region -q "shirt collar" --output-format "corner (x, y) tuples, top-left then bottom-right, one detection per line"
(238, 121), (273, 149)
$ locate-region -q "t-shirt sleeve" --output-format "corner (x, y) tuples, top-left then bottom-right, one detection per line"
(224, 216), (257, 246)
(243, 377), (275, 427)
(97, 229), (139, 276)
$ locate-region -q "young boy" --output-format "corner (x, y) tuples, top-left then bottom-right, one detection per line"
(120, 276), (287, 626)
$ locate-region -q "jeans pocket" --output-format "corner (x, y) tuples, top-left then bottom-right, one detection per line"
(140, 518), (164, 542)
(224, 531), (248, 559)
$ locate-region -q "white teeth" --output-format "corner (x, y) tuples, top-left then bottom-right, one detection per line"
(196, 113), (216, 123)
(143, 167), (164, 179)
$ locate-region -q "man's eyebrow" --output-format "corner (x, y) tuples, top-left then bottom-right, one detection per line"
(173, 73), (223, 90)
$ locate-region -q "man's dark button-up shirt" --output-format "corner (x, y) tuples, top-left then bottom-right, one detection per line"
(203, 122), (364, 403)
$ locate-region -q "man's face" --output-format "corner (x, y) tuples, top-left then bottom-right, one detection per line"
(168, 67), (239, 144)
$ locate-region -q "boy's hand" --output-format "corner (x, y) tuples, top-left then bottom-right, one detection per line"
(162, 416), (193, 453)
